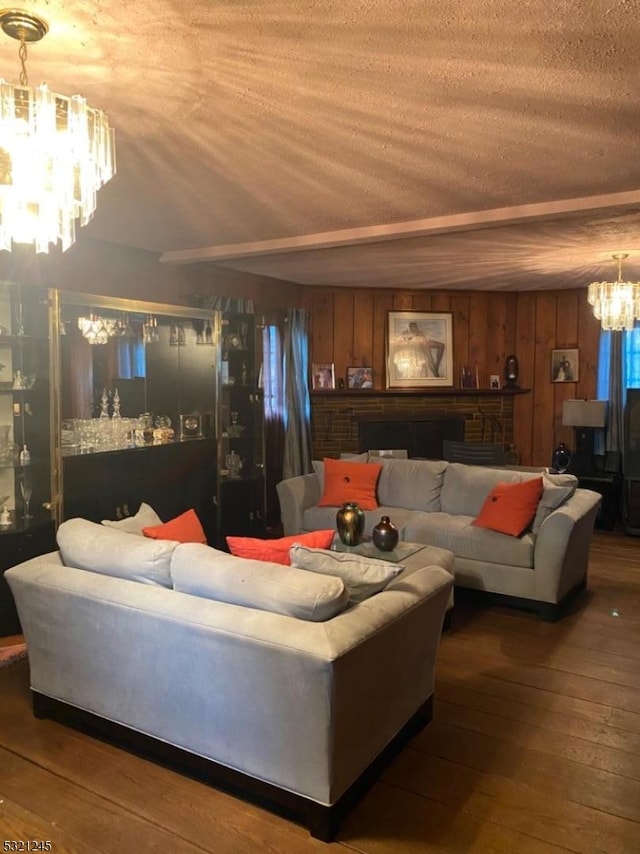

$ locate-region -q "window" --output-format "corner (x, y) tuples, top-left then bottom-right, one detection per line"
(262, 324), (285, 421)
(597, 328), (640, 401)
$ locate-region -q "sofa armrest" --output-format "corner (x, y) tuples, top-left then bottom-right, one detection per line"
(276, 473), (321, 535)
(533, 488), (601, 603)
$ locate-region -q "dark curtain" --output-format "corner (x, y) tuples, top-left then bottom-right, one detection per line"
(262, 311), (286, 529)
(282, 307), (312, 479)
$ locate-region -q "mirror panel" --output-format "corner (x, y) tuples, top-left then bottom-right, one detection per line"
(59, 295), (217, 455)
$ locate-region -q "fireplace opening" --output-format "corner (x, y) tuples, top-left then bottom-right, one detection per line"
(358, 413), (467, 459)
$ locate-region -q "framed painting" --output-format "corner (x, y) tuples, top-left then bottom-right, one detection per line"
(551, 349), (579, 383)
(312, 362), (335, 389)
(386, 311), (453, 388)
(346, 366), (373, 388)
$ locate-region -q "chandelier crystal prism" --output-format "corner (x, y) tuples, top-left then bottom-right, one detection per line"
(0, 9), (116, 253)
(587, 253), (640, 332)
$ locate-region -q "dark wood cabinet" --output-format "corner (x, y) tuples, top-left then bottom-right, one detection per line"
(63, 439), (218, 543)
(577, 473), (622, 531)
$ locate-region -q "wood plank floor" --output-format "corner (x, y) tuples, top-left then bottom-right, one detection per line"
(1, 530), (639, 852)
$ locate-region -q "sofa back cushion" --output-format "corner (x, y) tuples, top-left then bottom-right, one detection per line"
(57, 518), (177, 587)
(440, 463), (535, 516)
(377, 458), (447, 510)
(171, 543), (349, 621)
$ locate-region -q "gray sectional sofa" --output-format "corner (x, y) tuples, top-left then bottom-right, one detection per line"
(6, 517), (453, 840)
(277, 457), (602, 620)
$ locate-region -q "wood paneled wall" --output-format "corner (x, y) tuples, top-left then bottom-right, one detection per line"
(307, 288), (601, 467)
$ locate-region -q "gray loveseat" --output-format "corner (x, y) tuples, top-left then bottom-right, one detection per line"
(6, 516), (453, 841)
(277, 457), (602, 620)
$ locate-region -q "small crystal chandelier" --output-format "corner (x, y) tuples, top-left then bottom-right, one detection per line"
(588, 253), (640, 332)
(77, 312), (134, 345)
(0, 9), (116, 253)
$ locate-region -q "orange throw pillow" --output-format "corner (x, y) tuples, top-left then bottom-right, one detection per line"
(317, 458), (382, 510)
(472, 477), (543, 537)
(226, 529), (335, 565)
(143, 508), (207, 544)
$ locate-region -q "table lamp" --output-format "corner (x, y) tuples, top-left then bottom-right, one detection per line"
(561, 400), (608, 475)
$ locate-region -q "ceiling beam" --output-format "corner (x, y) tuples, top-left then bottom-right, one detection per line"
(159, 190), (640, 266)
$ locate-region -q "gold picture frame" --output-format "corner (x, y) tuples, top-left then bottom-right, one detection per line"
(386, 311), (453, 388)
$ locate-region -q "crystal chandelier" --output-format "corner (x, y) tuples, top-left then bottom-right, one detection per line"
(78, 312), (135, 345)
(588, 253), (640, 332)
(0, 9), (116, 253)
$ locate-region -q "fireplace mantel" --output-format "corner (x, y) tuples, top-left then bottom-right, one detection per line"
(311, 388), (529, 398)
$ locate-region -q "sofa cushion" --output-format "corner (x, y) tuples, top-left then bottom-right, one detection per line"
(57, 518), (177, 587)
(531, 473), (578, 534)
(101, 502), (162, 535)
(377, 458), (447, 511)
(404, 512), (535, 569)
(143, 508), (207, 544)
(226, 529), (335, 565)
(440, 463), (534, 516)
(289, 544), (404, 603)
(317, 458), (382, 510)
(170, 543), (348, 621)
(472, 477), (543, 537)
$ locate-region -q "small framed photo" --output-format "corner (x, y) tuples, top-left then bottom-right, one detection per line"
(551, 349), (579, 383)
(312, 362), (335, 389)
(346, 366), (373, 388)
(489, 374), (501, 390)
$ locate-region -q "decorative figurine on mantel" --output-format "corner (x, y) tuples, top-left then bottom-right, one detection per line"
(504, 354), (520, 389)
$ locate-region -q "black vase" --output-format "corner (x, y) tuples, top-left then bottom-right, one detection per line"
(336, 502), (365, 546)
(552, 442), (572, 473)
(372, 515), (399, 551)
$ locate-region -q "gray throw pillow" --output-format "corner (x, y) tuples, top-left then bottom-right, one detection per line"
(101, 502), (162, 535)
(531, 473), (577, 534)
(290, 543), (404, 604)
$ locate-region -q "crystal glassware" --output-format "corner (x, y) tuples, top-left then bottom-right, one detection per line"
(20, 474), (32, 525)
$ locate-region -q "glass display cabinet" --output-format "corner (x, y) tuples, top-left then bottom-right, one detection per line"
(55, 292), (219, 541)
(0, 290), (268, 633)
(216, 312), (265, 546)
(0, 281), (55, 635)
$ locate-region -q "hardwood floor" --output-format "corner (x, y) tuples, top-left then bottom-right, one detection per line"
(1, 530), (639, 852)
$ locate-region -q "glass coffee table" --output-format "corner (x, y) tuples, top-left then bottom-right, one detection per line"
(330, 535), (427, 564)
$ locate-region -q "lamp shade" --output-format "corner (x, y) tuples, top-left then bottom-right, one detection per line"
(562, 399), (608, 428)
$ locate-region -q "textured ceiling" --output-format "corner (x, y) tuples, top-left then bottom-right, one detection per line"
(6, 0), (640, 290)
